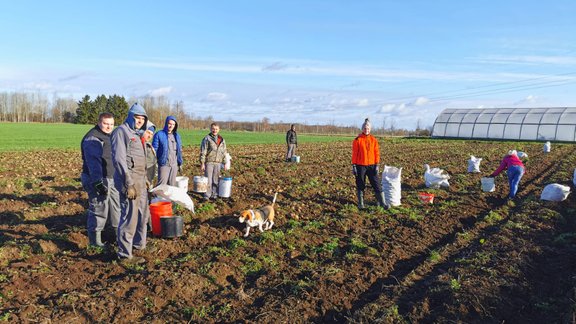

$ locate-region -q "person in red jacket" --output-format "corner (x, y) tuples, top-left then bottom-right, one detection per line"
(352, 118), (386, 209)
(489, 150), (525, 199)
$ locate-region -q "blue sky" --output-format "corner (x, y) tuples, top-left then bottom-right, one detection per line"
(1, 1), (575, 129)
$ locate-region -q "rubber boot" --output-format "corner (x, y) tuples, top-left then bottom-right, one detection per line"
(88, 231), (105, 247)
(356, 190), (365, 209)
(376, 192), (389, 210)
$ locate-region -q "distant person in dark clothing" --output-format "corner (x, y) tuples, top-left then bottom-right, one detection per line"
(285, 124), (298, 162)
(80, 112), (120, 247)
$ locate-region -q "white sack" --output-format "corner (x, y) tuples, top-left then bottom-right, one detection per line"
(480, 177), (495, 192)
(222, 153), (232, 170)
(150, 184), (195, 213)
(381, 165), (402, 206)
(424, 164), (450, 189)
(540, 183), (570, 202)
(544, 141), (551, 153)
(467, 155), (482, 173)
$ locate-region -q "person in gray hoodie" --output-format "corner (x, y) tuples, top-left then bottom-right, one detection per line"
(111, 103), (149, 265)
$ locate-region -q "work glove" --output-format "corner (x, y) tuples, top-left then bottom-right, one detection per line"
(178, 165), (183, 174)
(93, 180), (108, 197)
(352, 165), (358, 176)
(127, 185), (137, 200)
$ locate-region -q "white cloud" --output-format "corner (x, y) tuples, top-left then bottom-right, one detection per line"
(513, 95), (539, 106)
(357, 98), (369, 107)
(253, 98), (261, 104)
(475, 55), (576, 66)
(149, 86), (173, 97)
(205, 92), (228, 102)
(23, 82), (52, 90)
(412, 97), (430, 106)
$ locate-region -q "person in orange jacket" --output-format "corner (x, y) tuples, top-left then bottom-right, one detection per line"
(352, 118), (386, 209)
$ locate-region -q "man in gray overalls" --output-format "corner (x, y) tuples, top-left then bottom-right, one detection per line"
(80, 112), (120, 246)
(111, 103), (149, 265)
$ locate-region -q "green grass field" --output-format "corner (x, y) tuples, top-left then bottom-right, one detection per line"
(0, 122), (354, 151)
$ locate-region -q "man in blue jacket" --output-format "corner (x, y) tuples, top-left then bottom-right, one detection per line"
(152, 116), (183, 186)
(80, 112), (120, 247)
(111, 103), (149, 265)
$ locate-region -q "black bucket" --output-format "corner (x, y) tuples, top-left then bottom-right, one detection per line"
(160, 216), (183, 238)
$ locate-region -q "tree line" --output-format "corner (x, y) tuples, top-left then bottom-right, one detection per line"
(0, 91), (430, 136)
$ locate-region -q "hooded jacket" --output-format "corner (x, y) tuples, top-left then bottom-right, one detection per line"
(490, 153), (525, 177)
(200, 133), (227, 164)
(352, 132), (380, 166)
(152, 116), (183, 166)
(111, 103), (148, 190)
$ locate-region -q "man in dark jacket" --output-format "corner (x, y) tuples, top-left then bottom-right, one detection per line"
(152, 116), (183, 186)
(80, 112), (120, 247)
(111, 103), (149, 265)
(285, 124), (297, 162)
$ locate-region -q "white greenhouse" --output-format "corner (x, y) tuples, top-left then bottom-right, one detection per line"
(432, 107), (576, 142)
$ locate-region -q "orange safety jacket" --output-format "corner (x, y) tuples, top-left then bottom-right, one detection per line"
(352, 133), (380, 166)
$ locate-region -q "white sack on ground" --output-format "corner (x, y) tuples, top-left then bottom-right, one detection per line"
(424, 164), (450, 189)
(381, 165), (402, 206)
(467, 155), (482, 173)
(540, 183), (570, 202)
(480, 177), (495, 192)
(150, 184), (195, 213)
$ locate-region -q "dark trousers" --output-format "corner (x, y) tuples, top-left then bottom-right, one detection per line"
(355, 165), (381, 193)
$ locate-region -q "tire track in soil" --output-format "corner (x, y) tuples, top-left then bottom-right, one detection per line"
(341, 144), (575, 322)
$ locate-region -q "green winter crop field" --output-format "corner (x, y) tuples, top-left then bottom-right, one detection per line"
(0, 122), (354, 151)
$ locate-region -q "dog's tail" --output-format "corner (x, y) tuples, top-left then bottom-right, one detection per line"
(271, 192), (278, 206)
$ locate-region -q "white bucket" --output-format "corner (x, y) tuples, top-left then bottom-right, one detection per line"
(151, 196), (170, 204)
(218, 177), (233, 198)
(192, 176), (208, 193)
(291, 156), (300, 163)
(481, 177), (495, 192)
(175, 176), (189, 193)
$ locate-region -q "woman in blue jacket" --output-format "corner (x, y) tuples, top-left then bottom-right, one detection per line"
(152, 116), (183, 186)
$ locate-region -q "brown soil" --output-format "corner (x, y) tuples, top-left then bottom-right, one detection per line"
(1, 139), (575, 323)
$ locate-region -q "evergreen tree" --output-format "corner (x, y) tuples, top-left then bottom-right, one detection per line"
(74, 95), (93, 124)
(106, 95), (129, 123)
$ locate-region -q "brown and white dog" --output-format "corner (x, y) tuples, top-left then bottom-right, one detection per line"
(239, 193), (277, 237)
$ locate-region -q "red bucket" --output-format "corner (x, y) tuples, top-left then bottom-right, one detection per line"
(149, 201), (172, 236)
(418, 193), (435, 204)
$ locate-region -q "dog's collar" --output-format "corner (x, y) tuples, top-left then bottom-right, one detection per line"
(249, 209), (256, 219)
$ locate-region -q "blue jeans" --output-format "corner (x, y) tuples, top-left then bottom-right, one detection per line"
(507, 165), (524, 198)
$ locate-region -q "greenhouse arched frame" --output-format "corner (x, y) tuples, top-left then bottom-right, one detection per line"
(431, 107), (576, 142)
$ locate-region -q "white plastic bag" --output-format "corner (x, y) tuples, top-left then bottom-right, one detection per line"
(222, 153), (232, 170)
(540, 183), (570, 202)
(543, 141), (551, 153)
(381, 165), (402, 206)
(480, 177), (495, 192)
(424, 164), (450, 189)
(467, 155), (482, 173)
(150, 184), (195, 213)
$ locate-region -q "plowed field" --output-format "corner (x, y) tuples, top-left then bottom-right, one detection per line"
(1, 138), (575, 323)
